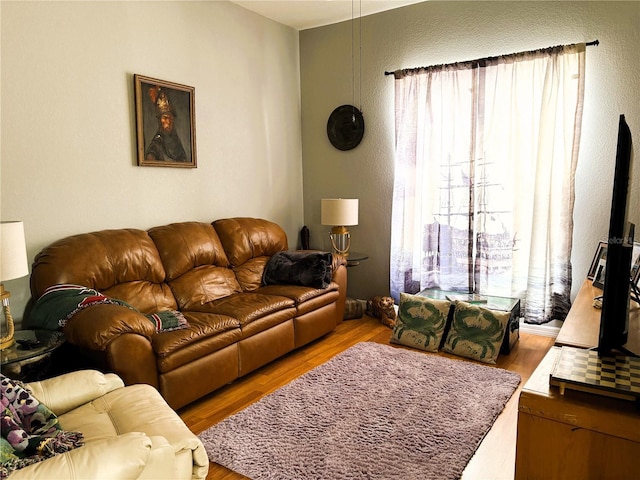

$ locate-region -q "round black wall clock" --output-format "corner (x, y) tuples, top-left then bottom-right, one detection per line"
(327, 105), (365, 151)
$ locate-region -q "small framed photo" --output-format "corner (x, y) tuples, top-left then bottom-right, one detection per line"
(631, 242), (640, 285)
(631, 242), (640, 284)
(631, 243), (640, 304)
(590, 241), (640, 290)
(587, 241), (607, 280)
(134, 74), (196, 168)
(593, 258), (607, 289)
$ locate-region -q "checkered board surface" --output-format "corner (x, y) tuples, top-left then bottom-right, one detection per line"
(550, 346), (640, 399)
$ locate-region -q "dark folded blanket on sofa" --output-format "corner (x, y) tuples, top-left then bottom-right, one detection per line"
(263, 251), (333, 289)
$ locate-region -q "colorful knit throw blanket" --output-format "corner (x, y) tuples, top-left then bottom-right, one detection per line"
(28, 284), (132, 330)
(0, 375), (84, 478)
(28, 284), (188, 332)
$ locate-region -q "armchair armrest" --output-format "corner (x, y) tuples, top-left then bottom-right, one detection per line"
(63, 303), (156, 351)
(26, 370), (124, 416)
(7, 432), (161, 480)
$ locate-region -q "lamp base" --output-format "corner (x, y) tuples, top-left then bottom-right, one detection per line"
(329, 227), (351, 256)
(0, 284), (15, 350)
(0, 336), (15, 350)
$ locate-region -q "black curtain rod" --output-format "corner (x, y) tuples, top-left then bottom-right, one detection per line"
(384, 40), (599, 76)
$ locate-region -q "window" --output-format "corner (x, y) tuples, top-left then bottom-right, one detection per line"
(390, 44), (586, 324)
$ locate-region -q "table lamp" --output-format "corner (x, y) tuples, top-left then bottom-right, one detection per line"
(321, 198), (359, 256)
(1, 221), (29, 349)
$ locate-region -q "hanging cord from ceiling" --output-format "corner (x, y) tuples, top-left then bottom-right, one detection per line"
(350, 0), (363, 117)
(359, 0), (362, 113)
(351, 0), (355, 110)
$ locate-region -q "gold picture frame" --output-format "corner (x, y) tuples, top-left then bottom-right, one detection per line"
(134, 74), (196, 168)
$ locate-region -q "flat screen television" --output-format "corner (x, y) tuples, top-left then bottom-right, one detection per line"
(598, 114), (635, 356)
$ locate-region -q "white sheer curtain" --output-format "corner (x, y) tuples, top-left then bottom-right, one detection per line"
(390, 44), (585, 324)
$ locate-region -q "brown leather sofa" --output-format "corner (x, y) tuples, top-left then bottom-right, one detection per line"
(27, 218), (347, 409)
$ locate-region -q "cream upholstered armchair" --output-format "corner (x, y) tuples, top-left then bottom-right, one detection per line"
(8, 370), (208, 480)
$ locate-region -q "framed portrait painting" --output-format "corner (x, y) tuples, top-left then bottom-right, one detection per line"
(134, 74), (196, 168)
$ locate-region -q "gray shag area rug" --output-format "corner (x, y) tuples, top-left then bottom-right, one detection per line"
(199, 341), (521, 480)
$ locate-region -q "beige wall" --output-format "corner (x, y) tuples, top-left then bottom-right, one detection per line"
(301, 1), (640, 301)
(1, 1), (302, 322)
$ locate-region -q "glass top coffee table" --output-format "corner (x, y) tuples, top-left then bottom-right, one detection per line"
(1, 330), (65, 380)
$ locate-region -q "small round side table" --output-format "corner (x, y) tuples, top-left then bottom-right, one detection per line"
(1, 330), (65, 381)
(343, 252), (369, 320)
(346, 251), (368, 267)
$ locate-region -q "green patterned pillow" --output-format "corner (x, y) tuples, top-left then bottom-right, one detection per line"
(390, 293), (451, 352)
(442, 300), (509, 364)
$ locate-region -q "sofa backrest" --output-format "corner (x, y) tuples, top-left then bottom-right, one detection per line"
(147, 222), (242, 310)
(29, 218), (290, 313)
(213, 218), (288, 292)
(30, 229), (177, 314)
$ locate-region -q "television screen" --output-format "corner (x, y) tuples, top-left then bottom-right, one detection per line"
(598, 114), (634, 355)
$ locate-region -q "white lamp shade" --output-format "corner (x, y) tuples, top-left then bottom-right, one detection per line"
(1, 221), (29, 281)
(321, 199), (359, 226)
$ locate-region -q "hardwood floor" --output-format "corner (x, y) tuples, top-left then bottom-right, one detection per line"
(178, 316), (554, 480)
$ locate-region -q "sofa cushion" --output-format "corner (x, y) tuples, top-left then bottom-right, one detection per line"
(102, 282), (177, 315)
(263, 251), (333, 289)
(256, 284), (340, 317)
(190, 293), (295, 328)
(29, 229), (175, 313)
(147, 222), (231, 279)
(213, 218), (288, 284)
(155, 328), (242, 374)
(169, 266), (242, 310)
(145, 310), (189, 332)
(148, 222), (243, 306)
(152, 312), (241, 361)
(232, 257), (270, 292)
(257, 283), (339, 305)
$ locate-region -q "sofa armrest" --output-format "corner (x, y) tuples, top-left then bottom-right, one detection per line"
(7, 432), (157, 480)
(63, 303), (156, 351)
(332, 253), (348, 272)
(26, 370), (124, 416)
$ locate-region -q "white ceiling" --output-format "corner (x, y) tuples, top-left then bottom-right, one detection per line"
(229, 0), (428, 30)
